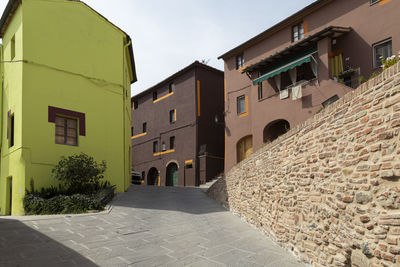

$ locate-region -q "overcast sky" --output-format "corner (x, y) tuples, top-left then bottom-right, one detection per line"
(0, 0), (316, 96)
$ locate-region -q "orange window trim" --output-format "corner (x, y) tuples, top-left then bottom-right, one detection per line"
(197, 80), (201, 117)
(380, 0), (392, 5)
(174, 109), (177, 121)
(153, 149), (175, 156)
(239, 95), (249, 118)
(303, 21), (308, 35)
(153, 92), (174, 104)
(185, 159), (193, 164)
(237, 65), (248, 73)
(131, 132), (147, 140)
(224, 133), (226, 163)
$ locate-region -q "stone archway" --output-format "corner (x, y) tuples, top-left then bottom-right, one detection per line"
(263, 119), (290, 143)
(166, 163), (178, 186)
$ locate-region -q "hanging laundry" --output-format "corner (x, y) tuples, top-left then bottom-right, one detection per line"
(292, 84), (302, 100)
(280, 89), (289, 99)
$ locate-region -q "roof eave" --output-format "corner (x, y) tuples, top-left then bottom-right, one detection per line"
(218, 0), (335, 60)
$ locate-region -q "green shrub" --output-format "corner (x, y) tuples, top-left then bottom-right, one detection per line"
(51, 153), (106, 194)
(23, 187), (115, 215)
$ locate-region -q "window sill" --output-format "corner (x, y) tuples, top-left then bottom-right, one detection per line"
(131, 132), (147, 140)
(238, 112), (248, 118)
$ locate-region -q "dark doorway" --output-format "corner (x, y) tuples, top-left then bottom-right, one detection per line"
(263, 120), (290, 143)
(147, 167), (159, 186)
(166, 163), (178, 186)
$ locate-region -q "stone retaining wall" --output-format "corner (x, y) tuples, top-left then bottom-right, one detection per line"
(208, 62), (400, 267)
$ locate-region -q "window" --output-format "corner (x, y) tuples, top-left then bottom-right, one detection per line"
(142, 122), (147, 133)
(133, 99), (138, 109)
(370, 0), (380, 4)
(292, 22), (304, 42)
(10, 35), (15, 60)
(9, 113), (14, 148)
(373, 39), (392, 68)
(322, 95), (339, 108)
(170, 136), (175, 149)
(141, 171), (145, 180)
(55, 116), (77, 146)
(169, 83), (175, 93)
(153, 91), (157, 101)
(237, 95), (246, 115)
(131, 127), (134, 136)
(169, 109), (176, 123)
(258, 83), (263, 100)
(236, 54), (244, 69)
(153, 141), (158, 153)
(161, 142), (166, 151)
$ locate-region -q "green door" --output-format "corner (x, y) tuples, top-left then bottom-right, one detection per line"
(166, 163), (178, 186)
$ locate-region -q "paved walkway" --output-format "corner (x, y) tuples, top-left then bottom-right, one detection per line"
(0, 186), (306, 267)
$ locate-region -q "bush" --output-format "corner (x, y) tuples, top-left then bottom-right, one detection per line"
(51, 153), (106, 194)
(23, 187), (115, 215)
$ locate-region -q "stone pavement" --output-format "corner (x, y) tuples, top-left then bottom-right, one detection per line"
(0, 186), (307, 267)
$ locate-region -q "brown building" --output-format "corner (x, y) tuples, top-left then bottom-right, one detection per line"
(131, 61), (224, 186)
(220, 0), (399, 172)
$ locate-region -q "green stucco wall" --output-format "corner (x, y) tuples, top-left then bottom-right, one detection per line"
(0, 0), (133, 215)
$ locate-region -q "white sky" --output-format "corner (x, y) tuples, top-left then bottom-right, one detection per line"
(0, 0), (316, 96)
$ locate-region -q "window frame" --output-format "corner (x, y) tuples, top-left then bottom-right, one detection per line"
(153, 141), (158, 153)
(169, 109), (176, 124)
(237, 95), (246, 115)
(169, 82), (175, 93)
(236, 54), (244, 70)
(373, 38), (392, 68)
(55, 116), (78, 146)
(170, 136), (175, 150)
(292, 22), (304, 42)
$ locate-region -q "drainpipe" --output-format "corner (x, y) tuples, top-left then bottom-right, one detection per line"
(0, 44), (3, 151)
(123, 39), (132, 190)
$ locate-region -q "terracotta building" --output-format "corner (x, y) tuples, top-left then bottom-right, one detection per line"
(131, 61), (224, 186)
(219, 0), (399, 172)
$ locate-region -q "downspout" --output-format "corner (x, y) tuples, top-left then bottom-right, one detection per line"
(123, 40), (131, 190)
(0, 44), (3, 151)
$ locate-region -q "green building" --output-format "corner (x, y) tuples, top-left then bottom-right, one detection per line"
(0, 0), (137, 215)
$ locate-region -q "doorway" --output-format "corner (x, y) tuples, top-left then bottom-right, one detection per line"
(166, 163), (178, 186)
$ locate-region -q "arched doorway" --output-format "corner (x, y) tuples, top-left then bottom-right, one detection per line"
(166, 163), (178, 186)
(263, 119), (290, 143)
(147, 167), (159, 186)
(237, 135), (253, 163)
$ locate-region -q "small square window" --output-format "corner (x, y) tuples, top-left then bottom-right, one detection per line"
(169, 109), (176, 123)
(322, 95), (339, 108)
(292, 22), (304, 42)
(142, 122), (147, 133)
(169, 83), (175, 93)
(373, 39), (392, 68)
(170, 136), (175, 149)
(236, 54), (244, 69)
(153, 91), (157, 101)
(55, 116), (77, 146)
(237, 95), (246, 115)
(153, 141), (158, 153)
(133, 100), (138, 109)
(161, 142), (166, 151)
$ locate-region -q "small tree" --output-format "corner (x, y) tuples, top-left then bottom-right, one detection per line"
(51, 153), (106, 194)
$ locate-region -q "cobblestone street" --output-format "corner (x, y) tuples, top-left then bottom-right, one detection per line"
(0, 186), (305, 266)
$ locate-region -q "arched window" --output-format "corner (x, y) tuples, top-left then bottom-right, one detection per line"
(263, 120), (290, 143)
(237, 135), (253, 163)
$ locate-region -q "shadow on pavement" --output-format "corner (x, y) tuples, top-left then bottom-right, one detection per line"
(112, 185), (227, 215)
(0, 218), (97, 267)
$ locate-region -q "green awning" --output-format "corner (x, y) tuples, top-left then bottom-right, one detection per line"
(253, 54), (312, 85)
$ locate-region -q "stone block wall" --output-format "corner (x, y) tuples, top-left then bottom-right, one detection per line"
(208, 62), (400, 267)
